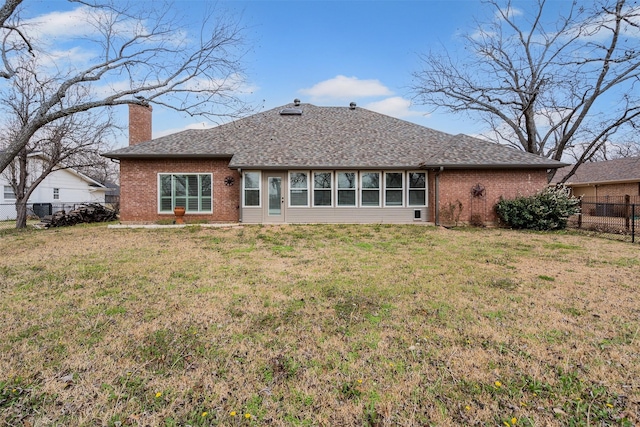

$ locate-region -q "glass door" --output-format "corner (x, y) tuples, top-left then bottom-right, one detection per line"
(265, 174), (285, 222)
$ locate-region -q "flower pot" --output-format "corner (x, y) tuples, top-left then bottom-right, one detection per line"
(174, 206), (186, 224)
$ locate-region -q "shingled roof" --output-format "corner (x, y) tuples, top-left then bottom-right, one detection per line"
(103, 103), (565, 170)
(552, 156), (640, 185)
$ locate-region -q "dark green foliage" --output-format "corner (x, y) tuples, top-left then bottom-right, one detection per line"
(496, 186), (580, 231)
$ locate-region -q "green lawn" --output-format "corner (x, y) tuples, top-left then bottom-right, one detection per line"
(0, 224), (638, 426)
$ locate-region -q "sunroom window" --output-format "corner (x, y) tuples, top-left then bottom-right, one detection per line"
(313, 172), (332, 206)
(243, 172), (261, 207)
(337, 172), (357, 206)
(159, 174), (212, 213)
(289, 172), (309, 206)
(361, 172), (380, 207)
(408, 172), (427, 206)
(385, 172), (403, 206)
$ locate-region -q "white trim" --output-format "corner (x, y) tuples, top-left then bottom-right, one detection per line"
(242, 171), (262, 208)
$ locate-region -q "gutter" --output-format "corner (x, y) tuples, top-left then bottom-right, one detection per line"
(434, 166), (443, 226)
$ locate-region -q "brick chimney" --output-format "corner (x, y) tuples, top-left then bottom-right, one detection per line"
(128, 103), (152, 145)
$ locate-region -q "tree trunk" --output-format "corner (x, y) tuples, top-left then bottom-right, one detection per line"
(15, 199), (27, 229)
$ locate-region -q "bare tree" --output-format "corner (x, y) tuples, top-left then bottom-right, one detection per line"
(0, 0), (250, 174)
(2, 60), (117, 228)
(411, 0), (640, 182)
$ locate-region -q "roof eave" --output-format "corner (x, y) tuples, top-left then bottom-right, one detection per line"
(102, 153), (234, 160)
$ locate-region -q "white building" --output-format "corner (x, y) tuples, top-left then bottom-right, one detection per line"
(1, 154), (107, 220)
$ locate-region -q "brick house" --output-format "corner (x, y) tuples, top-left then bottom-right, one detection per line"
(552, 157), (640, 199)
(103, 101), (565, 225)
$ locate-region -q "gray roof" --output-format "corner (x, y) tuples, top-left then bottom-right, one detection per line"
(103, 103), (565, 170)
(552, 156), (640, 185)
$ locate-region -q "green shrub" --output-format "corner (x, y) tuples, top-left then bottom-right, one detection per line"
(496, 186), (580, 230)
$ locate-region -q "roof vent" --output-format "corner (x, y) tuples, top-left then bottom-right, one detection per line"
(293, 98), (301, 106)
(280, 108), (303, 116)
(349, 102), (356, 110)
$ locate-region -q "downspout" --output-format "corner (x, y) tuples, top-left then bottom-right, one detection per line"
(434, 167), (444, 226)
(237, 168), (242, 223)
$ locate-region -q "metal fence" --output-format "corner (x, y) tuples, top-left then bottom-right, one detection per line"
(568, 195), (639, 243)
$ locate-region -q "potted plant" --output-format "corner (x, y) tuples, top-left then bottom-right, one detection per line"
(173, 206), (186, 224)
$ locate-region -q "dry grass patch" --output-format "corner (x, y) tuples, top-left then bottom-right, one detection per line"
(0, 224), (638, 426)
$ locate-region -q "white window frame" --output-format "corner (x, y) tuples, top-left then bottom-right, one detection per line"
(288, 171), (309, 207)
(312, 171), (333, 207)
(157, 173), (213, 214)
(242, 171), (261, 208)
(336, 171), (357, 207)
(360, 171), (381, 207)
(384, 172), (404, 207)
(407, 171), (428, 207)
(53, 188), (60, 200)
(3, 185), (16, 201)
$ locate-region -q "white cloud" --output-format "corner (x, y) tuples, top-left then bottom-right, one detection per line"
(363, 97), (427, 119)
(299, 75), (393, 101)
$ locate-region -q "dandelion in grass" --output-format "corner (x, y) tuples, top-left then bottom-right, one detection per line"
(511, 417), (517, 425)
(230, 411), (237, 416)
(245, 413), (252, 419)
(606, 403), (613, 408)
(155, 391), (162, 398)
(357, 379), (363, 384)
(202, 411), (208, 417)
(494, 380), (502, 388)
(465, 405), (471, 411)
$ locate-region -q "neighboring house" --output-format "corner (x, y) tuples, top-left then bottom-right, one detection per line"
(103, 101), (565, 225)
(552, 157), (640, 198)
(0, 152), (107, 220)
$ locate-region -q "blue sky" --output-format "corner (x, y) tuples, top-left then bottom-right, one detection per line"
(20, 0), (571, 147)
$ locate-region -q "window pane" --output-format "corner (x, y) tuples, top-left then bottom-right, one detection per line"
(187, 198), (199, 211)
(338, 190), (356, 206)
(175, 197), (186, 208)
(200, 175), (212, 196)
(3, 186), (15, 199)
(245, 189), (260, 206)
(338, 172), (356, 189)
(160, 175), (172, 197)
(290, 172), (307, 189)
(290, 189), (308, 206)
(188, 175), (199, 196)
(362, 190), (379, 206)
(361, 173), (379, 189)
(409, 172), (426, 189)
(174, 176), (186, 196)
(244, 172), (260, 189)
(386, 190), (403, 206)
(160, 198), (173, 211)
(201, 197), (212, 211)
(314, 172), (331, 189)
(386, 173), (403, 188)
(314, 189), (332, 206)
(409, 190), (426, 206)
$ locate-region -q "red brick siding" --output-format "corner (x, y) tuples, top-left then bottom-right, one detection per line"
(429, 169), (549, 224)
(119, 158), (240, 223)
(128, 104), (153, 145)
